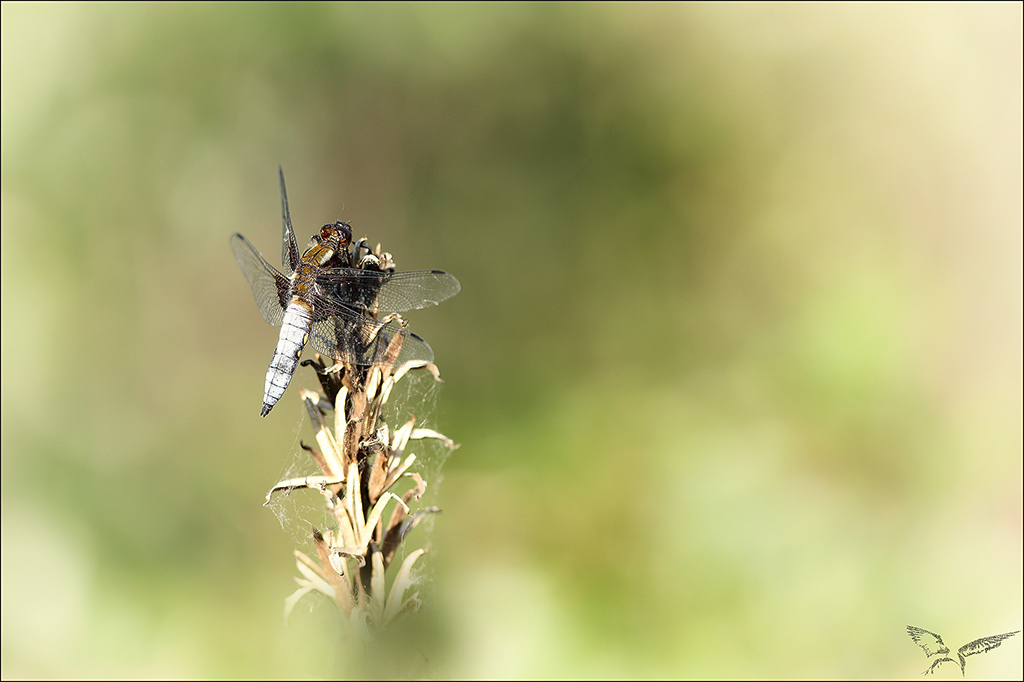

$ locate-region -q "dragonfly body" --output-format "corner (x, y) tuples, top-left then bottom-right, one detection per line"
(231, 169), (460, 417)
(264, 302), (311, 415)
(259, 224), (347, 416)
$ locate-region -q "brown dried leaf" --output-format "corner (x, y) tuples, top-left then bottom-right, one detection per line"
(390, 417), (417, 458)
(312, 528), (352, 613)
(382, 548), (427, 626)
(410, 427), (458, 450)
(382, 453), (417, 493)
(381, 507), (440, 569)
(343, 391), (366, 463)
(264, 472), (346, 504)
(283, 584), (317, 623)
(366, 448), (389, 505)
(369, 543), (386, 624)
(302, 389), (344, 477)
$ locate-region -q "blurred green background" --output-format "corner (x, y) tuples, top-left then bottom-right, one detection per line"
(2, 3), (1021, 678)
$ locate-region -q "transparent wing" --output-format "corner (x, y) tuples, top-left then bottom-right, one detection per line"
(306, 265), (456, 367)
(314, 268), (461, 316)
(279, 167), (300, 274)
(310, 315), (434, 369)
(229, 232), (289, 326)
(958, 631), (1020, 659)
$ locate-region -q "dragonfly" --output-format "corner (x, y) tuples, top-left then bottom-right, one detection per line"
(230, 168), (460, 417)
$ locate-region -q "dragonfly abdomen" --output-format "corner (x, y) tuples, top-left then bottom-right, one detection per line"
(261, 301), (313, 416)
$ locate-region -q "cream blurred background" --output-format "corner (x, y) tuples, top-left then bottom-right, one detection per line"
(2, 3), (1020, 678)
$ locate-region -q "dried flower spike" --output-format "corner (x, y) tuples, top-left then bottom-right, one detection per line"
(236, 172), (458, 629)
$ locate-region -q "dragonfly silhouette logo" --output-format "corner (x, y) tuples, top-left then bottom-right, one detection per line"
(907, 625), (1019, 676)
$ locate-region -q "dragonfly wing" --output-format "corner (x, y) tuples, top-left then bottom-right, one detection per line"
(230, 233), (289, 326)
(308, 304), (379, 361)
(279, 167), (301, 274)
(310, 314), (434, 369)
(376, 269), (461, 313)
(309, 315), (341, 358)
(387, 324), (435, 369)
(315, 268), (461, 315)
(367, 317), (434, 369)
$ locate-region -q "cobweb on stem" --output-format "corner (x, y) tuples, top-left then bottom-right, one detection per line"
(262, 244), (458, 632)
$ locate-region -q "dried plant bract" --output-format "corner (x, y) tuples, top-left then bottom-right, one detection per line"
(234, 172), (459, 632)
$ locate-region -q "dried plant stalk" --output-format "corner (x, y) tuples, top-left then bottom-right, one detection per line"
(263, 244), (456, 630)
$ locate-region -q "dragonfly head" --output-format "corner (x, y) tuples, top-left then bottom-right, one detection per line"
(314, 221), (353, 257)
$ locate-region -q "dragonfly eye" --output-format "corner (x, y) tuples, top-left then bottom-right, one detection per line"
(333, 221), (352, 247)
